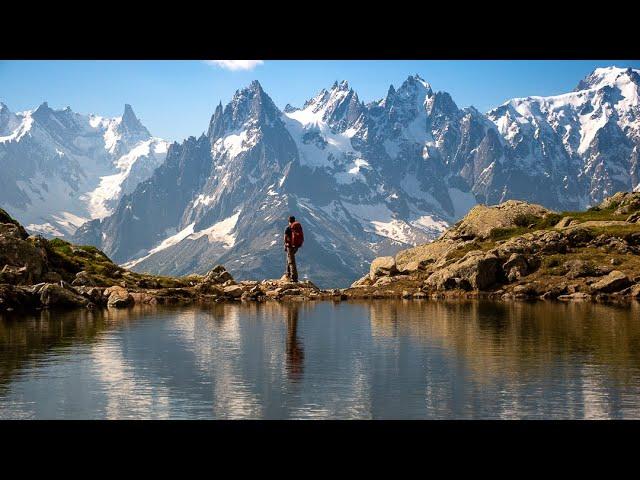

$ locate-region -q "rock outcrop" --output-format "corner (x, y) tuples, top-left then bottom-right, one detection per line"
(346, 192), (640, 303)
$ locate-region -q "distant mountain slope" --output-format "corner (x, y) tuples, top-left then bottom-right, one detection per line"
(73, 66), (640, 287)
(0, 102), (168, 236)
(486, 66), (640, 208)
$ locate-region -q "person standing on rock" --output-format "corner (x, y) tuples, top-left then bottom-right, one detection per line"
(284, 216), (304, 283)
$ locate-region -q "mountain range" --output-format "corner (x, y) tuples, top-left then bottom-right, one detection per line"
(0, 102), (168, 236)
(2, 66), (639, 287)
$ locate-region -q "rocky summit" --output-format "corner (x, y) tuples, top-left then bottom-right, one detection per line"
(3, 191), (640, 312)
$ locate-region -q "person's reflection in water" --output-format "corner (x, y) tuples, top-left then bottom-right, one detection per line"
(285, 303), (304, 382)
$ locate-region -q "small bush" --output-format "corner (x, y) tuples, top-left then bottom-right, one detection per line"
(489, 226), (528, 241)
(537, 213), (563, 228)
(513, 213), (540, 228)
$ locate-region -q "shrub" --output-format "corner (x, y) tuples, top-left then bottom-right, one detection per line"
(513, 213), (540, 227)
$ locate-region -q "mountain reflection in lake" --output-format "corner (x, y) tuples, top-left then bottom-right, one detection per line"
(1, 300), (640, 419)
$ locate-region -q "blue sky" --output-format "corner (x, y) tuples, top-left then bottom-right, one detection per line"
(1, 60), (638, 142)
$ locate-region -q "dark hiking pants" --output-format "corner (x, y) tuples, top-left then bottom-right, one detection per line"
(286, 246), (298, 282)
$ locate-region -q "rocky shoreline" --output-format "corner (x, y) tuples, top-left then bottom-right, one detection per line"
(346, 192), (640, 304)
(3, 191), (640, 313)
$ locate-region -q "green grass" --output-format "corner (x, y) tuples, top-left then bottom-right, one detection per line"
(486, 203), (637, 243)
(584, 224), (640, 238)
(559, 208), (627, 222)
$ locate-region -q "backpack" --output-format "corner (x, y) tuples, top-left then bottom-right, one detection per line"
(290, 221), (304, 248)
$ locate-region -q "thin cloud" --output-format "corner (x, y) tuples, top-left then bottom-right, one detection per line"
(205, 60), (264, 71)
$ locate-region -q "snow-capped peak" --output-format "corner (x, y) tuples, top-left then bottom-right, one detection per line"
(208, 80), (281, 141)
(333, 79), (350, 91)
(287, 80), (362, 132)
(0, 100), (166, 236)
(119, 103), (150, 137)
(398, 74), (432, 97)
(575, 66), (640, 92)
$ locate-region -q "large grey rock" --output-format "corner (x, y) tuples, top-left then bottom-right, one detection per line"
(223, 285), (243, 298)
(39, 283), (90, 308)
(0, 284), (37, 311)
(564, 260), (610, 279)
(0, 225), (48, 284)
(590, 270), (631, 293)
(369, 256), (397, 280)
(425, 251), (501, 291)
(502, 253), (530, 282)
(104, 286), (134, 308)
(204, 266), (234, 284)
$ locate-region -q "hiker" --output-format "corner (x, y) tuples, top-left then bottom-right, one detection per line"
(284, 215), (304, 282)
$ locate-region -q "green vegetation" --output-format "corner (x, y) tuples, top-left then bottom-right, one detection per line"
(487, 202), (639, 243)
(583, 224), (640, 239)
(46, 238), (196, 288)
(46, 238), (122, 284)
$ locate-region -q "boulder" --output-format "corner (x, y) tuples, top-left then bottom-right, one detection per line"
(590, 270), (631, 293)
(441, 200), (550, 241)
(0, 265), (29, 284)
(564, 260), (610, 279)
(626, 284), (640, 298)
(223, 285), (243, 298)
(0, 225), (48, 284)
(41, 271), (63, 283)
(369, 256), (397, 280)
(130, 292), (158, 305)
(194, 282), (223, 296)
(512, 282), (542, 297)
(75, 286), (105, 305)
(425, 251), (501, 291)
(398, 259), (433, 274)
(626, 211), (640, 223)
(281, 288), (302, 296)
(373, 276), (394, 287)
(539, 285), (568, 300)
(554, 216), (575, 228)
(502, 253), (530, 282)
(39, 283), (90, 308)
(0, 284), (37, 311)
(0, 208), (30, 239)
(395, 240), (456, 272)
(565, 227), (595, 247)
(351, 275), (372, 288)
(203, 265), (234, 284)
(104, 286), (134, 308)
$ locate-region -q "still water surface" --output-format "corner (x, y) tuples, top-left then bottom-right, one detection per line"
(1, 300), (640, 419)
